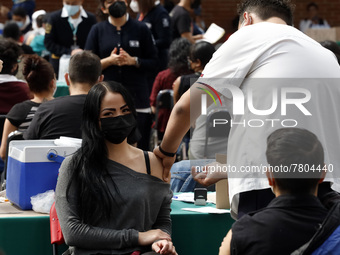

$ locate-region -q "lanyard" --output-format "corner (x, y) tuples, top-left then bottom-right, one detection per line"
(68, 18), (78, 46)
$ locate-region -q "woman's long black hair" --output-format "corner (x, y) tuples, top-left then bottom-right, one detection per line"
(66, 81), (138, 224)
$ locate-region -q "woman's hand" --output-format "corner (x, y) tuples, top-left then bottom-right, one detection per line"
(138, 229), (171, 246)
(152, 240), (178, 255)
(119, 48), (137, 66)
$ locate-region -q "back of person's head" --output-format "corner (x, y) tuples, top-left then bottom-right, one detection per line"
(0, 38), (23, 75)
(22, 55), (55, 93)
(237, 0), (295, 26)
(266, 128), (325, 194)
(168, 37), (191, 76)
(190, 41), (215, 68)
(12, 7), (27, 19)
(36, 14), (46, 28)
(320, 40), (340, 65)
(3, 21), (21, 41)
(68, 51), (102, 85)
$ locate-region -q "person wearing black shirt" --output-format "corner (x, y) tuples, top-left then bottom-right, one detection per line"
(24, 51), (103, 140)
(219, 128), (329, 255)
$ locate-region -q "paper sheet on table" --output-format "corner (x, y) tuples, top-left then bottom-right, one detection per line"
(202, 23), (225, 44)
(172, 192), (215, 204)
(182, 207), (230, 214)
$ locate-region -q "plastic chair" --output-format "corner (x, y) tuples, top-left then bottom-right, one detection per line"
(150, 89), (174, 150)
(204, 108), (231, 158)
(50, 202), (65, 255)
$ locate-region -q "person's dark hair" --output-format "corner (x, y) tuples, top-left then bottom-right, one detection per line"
(68, 51), (102, 85)
(266, 128), (324, 194)
(0, 38), (23, 75)
(307, 2), (318, 11)
(190, 41), (215, 68)
(138, 0), (155, 14)
(67, 81), (139, 224)
(320, 40), (340, 65)
(237, 0), (295, 26)
(12, 6), (27, 18)
(36, 14), (46, 28)
(22, 55), (55, 93)
(3, 21), (21, 41)
(168, 38), (191, 76)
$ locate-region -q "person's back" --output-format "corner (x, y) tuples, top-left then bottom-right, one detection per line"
(0, 38), (30, 115)
(23, 51), (103, 140)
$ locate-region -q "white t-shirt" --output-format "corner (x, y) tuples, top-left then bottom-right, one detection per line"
(196, 22), (340, 218)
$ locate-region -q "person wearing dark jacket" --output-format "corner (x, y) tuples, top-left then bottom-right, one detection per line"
(85, 0), (158, 151)
(44, 0), (96, 77)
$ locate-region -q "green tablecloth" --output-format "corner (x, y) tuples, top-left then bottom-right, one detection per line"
(0, 197), (234, 255)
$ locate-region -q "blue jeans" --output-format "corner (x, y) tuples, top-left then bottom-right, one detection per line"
(170, 159), (215, 192)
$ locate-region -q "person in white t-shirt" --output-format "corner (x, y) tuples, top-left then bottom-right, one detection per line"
(154, 0), (340, 219)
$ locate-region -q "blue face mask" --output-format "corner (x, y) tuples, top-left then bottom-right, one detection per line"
(15, 21), (24, 29)
(64, 4), (80, 17)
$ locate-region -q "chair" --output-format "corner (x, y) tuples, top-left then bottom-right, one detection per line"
(50, 202), (65, 255)
(204, 108), (231, 158)
(150, 89), (174, 150)
(0, 115), (7, 184)
(0, 131), (24, 190)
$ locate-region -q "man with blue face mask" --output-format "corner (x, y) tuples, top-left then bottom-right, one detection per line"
(44, 0), (96, 78)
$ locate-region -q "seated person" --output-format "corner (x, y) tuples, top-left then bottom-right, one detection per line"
(0, 55), (55, 160)
(55, 81), (177, 255)
(0, 38), (31, 115)
(299, 2), (330, 33)
(219, 128), (328, 255)
(23, 51), (103, 140)
(149, 38), (192, 140)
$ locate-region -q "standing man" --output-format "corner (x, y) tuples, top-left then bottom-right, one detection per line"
(170, 0), (203, 43)
(155, 0), (340, 219)
(44, 0), (96, 77)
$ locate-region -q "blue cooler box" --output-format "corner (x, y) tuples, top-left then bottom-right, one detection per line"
(6, 139), (80, 210)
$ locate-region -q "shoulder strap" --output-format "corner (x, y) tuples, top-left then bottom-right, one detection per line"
(143, 151), (151, 175)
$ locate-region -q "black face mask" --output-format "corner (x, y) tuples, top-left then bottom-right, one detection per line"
(100, 114), (137, 144)
(109, 1), (127, 18)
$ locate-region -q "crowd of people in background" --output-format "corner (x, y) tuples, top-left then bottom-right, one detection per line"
(0, 0), (340, 254)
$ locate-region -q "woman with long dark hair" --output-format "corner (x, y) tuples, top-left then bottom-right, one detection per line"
(55, 81), (177, 255)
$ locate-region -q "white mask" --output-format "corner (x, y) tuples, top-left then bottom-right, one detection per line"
(64, 4), (81, 17)
(130, 0), (139, 13)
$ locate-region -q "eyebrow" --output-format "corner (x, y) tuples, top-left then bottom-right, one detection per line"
(101, 104), (128, 112)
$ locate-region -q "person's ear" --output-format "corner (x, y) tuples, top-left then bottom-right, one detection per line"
(266, 167), (275, 187)
(318, 163), (327, 183)
(98, 74), (104, 82)
(243, 12), (253, 26)
(65, 73), (71, 86)
(101, 6), (108, 14)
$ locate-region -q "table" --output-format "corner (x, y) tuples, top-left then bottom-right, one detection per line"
(55, 81), (69, 97)
(0, 198), (234, 255)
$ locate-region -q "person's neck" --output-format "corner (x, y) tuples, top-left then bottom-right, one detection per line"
(68, 83), (92, 95)
(106, 140), (133, 162)
(275, 189), (318, 197)
(178, 0), (191, 12)
(32, 92), (54, 103)
(71, 9), (82, 19)
(110, 15), (127, 30)
(262, 17), (287, 25)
